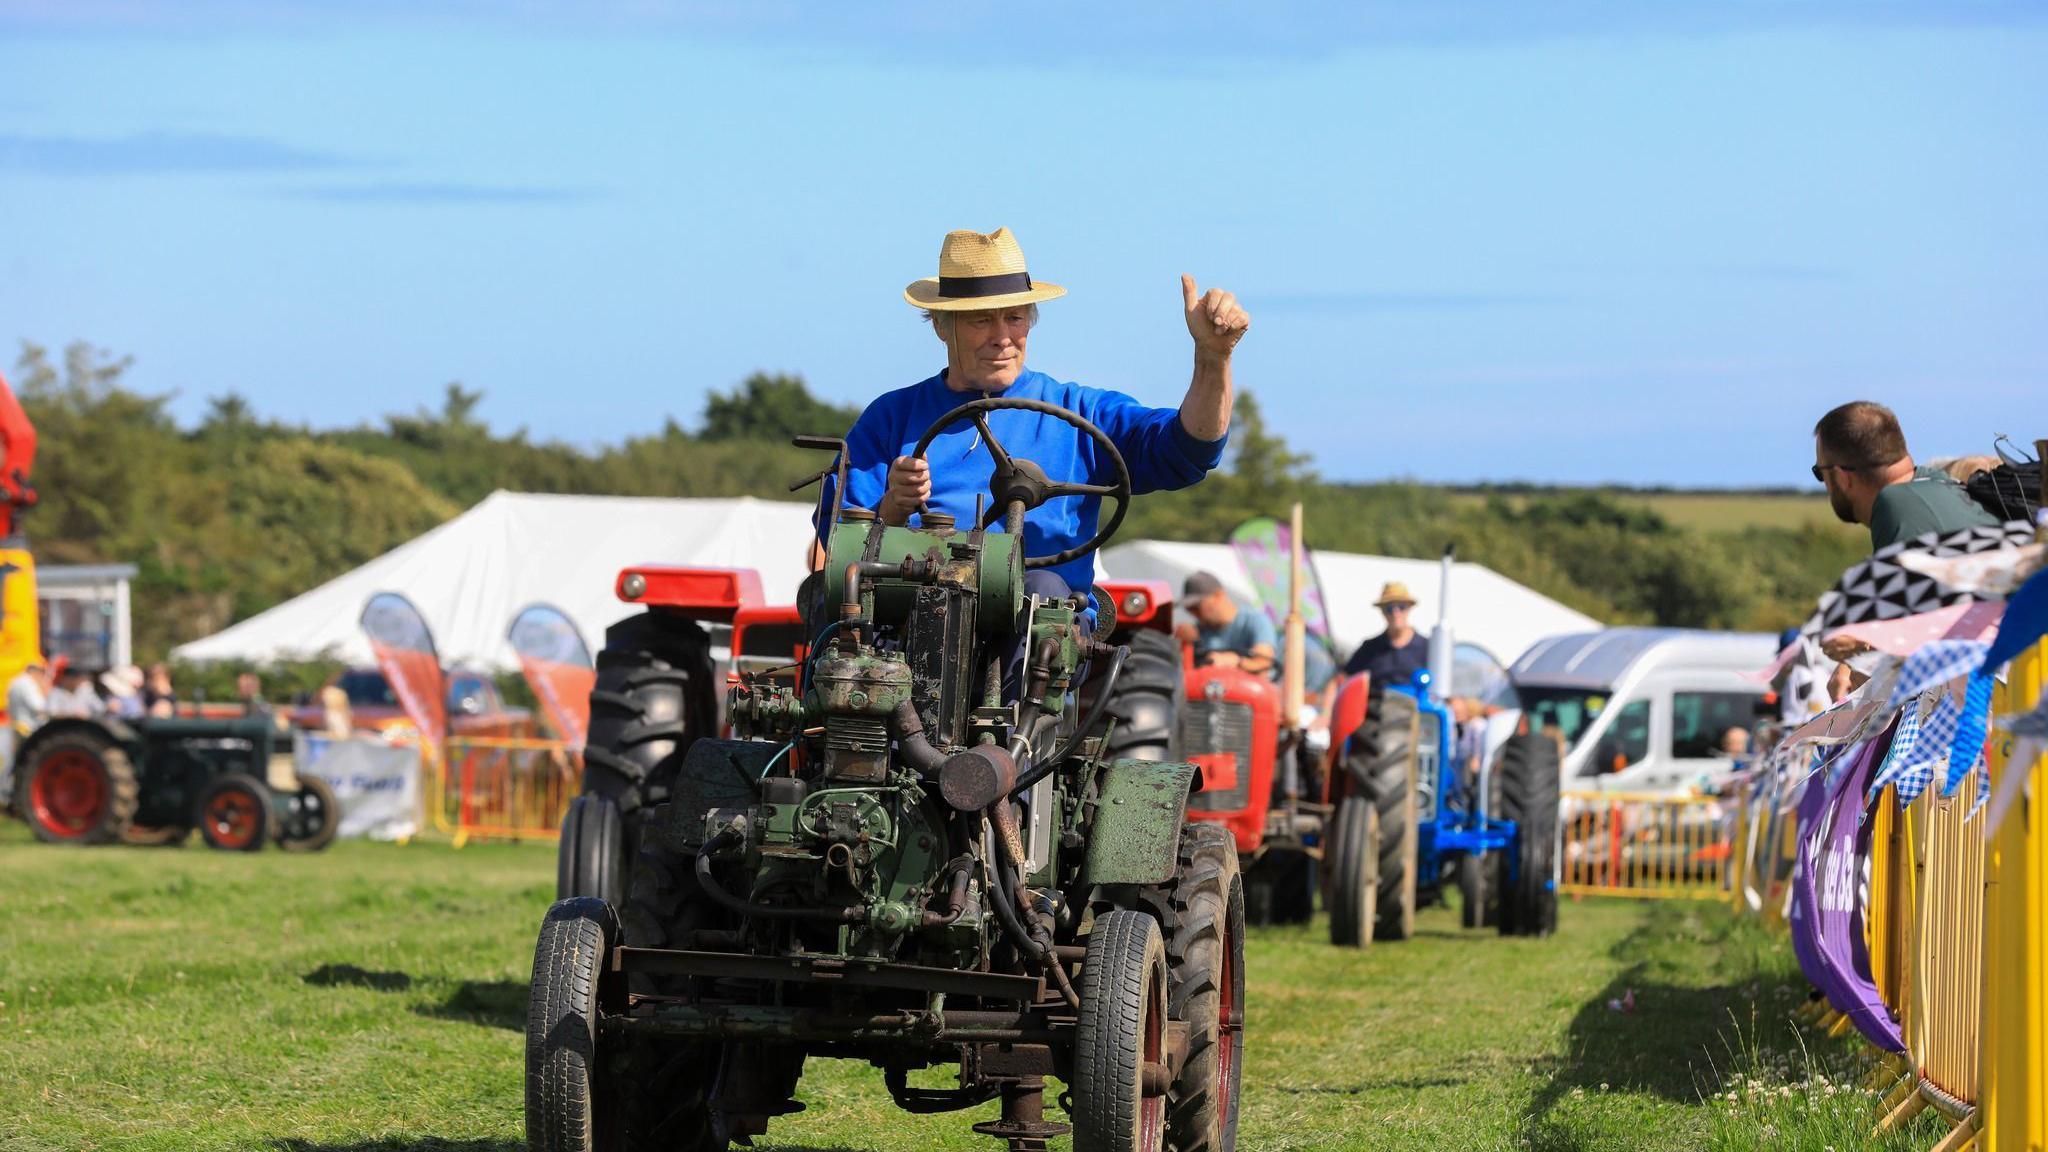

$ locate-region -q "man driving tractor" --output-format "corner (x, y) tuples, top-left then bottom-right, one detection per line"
(819, 226), (1251, 602)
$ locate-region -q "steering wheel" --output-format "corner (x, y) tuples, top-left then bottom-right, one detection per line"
(909, 396), (1133, 570)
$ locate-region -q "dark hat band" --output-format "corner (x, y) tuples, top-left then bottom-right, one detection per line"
(937, 271), (1033, 298)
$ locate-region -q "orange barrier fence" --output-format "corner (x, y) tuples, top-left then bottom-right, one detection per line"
(431, 736), (581, 846)
(1557, 790), (1738, 901)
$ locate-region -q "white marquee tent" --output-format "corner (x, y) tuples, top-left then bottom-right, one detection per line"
(172, 492), (821, 672)
(1098, 539), (1601, 669)
(174, 491), (1602, 674)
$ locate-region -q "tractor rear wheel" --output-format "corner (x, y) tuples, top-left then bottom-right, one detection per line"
(15, 728), (139, 845)
(1087, 627), (1181, 762)
(1495, 733), (1561, 938)
(1072, 909), (1169, 1152)
(1166, 822), (1244, 1152)
(558, 793), (623, 907)
(576, 611), (715, 896)
(1346, 691), (1418, 942)
(195, 773), (271, 852)
(526, 897), (622, 1152)
(1326, 797), (1378, 948)
(277, 775), (340, 852)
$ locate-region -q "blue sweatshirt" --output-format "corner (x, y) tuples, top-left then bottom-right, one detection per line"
(820, 369), (1228, 594)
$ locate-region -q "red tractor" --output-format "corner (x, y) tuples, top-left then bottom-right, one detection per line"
(1093, 581), (1325, 926)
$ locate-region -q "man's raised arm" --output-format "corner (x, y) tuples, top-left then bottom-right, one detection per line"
(1177, 273), (1250, 443)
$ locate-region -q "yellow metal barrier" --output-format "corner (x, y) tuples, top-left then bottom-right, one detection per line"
(434, 736), (581, 846)
(1983, 636), (2046, 1152)
(1557, 790), (1737, 900)
(1892, 765), (1988, 1142)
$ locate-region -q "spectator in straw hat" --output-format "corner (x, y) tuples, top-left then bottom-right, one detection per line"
(820, 226), (1251, 602)
(1343, 581), (1430, 688)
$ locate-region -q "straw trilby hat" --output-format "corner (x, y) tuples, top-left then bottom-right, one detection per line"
(904, 227), (1067, 312)
(1374, 582), (1417, 608)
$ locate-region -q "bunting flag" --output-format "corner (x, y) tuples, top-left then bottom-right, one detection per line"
(1826, 601), (2004, 659)
(1867, 696), (1923, 801)
(1800, 522), (2034, 643)
(359, 591), (447, 744)
(507, 603), (596, 750)
(1893, 689), (1963, 804)
(1940, 670), (1995, 799)
(1896, 540), (2044, 598)
(1887, 639), (1992, 710)
(1761, 522), (2035, 688)
(1980, 565), (2048, 673)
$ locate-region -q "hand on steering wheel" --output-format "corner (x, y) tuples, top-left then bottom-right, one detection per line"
(909, 397), (1133, 569)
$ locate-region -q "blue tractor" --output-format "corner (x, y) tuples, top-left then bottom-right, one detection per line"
(1323, 650), (1559, 944)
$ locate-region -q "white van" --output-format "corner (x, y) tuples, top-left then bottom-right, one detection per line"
(1508, 628), (1778, 794)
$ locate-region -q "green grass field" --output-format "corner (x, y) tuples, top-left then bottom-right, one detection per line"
(0, 825), (1943, 1151)
(1448, 490), (1852, 534)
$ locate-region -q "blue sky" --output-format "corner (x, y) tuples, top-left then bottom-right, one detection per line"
(2, 2), (2042, 486)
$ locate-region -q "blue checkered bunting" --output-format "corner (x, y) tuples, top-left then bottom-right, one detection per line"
(1940, 670), (1994, 799)
(1868, 697), (1923, 801)
(1889, 639), (1992, 711)
(1894, 691), (1963, 804)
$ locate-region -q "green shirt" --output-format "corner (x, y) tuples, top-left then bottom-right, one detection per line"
(1868, 465), (1999, 551)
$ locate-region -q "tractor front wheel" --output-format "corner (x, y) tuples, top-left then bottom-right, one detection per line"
(1072, 910), (1170, 1152)
(1166, 822), (1245, 1152)
(195, 773), (271, 852)
(1457, 851), (1500, 930)
(15, 729), (139, 845)
(1343, 690), (1417, 942)
(1326, 797), (1379, 948)
(1496, 733), (1561, 938)
(277, 774), (340, 852)
(557, 793), (623, 907)
(526, 897), (623, 1152)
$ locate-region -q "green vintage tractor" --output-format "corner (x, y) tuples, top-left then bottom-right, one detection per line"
(9, 713), (338, 851)
(526, 398), (1246, 1152)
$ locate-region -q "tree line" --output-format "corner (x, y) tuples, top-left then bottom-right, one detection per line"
(14, 340), (1861, 671)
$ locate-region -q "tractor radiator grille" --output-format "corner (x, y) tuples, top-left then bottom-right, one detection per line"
(1180, 699), (1254, 812)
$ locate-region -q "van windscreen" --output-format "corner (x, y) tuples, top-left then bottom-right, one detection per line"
(1516, 686), (1611, 747)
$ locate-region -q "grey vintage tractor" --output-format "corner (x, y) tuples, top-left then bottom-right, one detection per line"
(527, 398), (1246, 1152)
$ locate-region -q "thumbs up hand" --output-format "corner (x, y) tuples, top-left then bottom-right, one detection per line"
(1181, 274), (1250, 357)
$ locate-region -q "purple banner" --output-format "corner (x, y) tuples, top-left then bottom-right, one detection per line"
(1787, 716), (1905, 1053)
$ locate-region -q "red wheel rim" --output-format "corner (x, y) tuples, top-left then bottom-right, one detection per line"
(29, 751), (108, 838)
(203, 786), (263, 848)
(1140, 958), (1166, 1150)
(1218, 907), (1243, 1131)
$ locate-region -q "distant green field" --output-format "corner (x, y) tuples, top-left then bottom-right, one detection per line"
(1449, 489), (1855, 534)
(0, 825), (1939, 1151)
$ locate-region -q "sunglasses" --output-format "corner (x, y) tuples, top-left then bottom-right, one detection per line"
(1810, 463), (1837, 484)
(1382, 602), (1414, 612)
